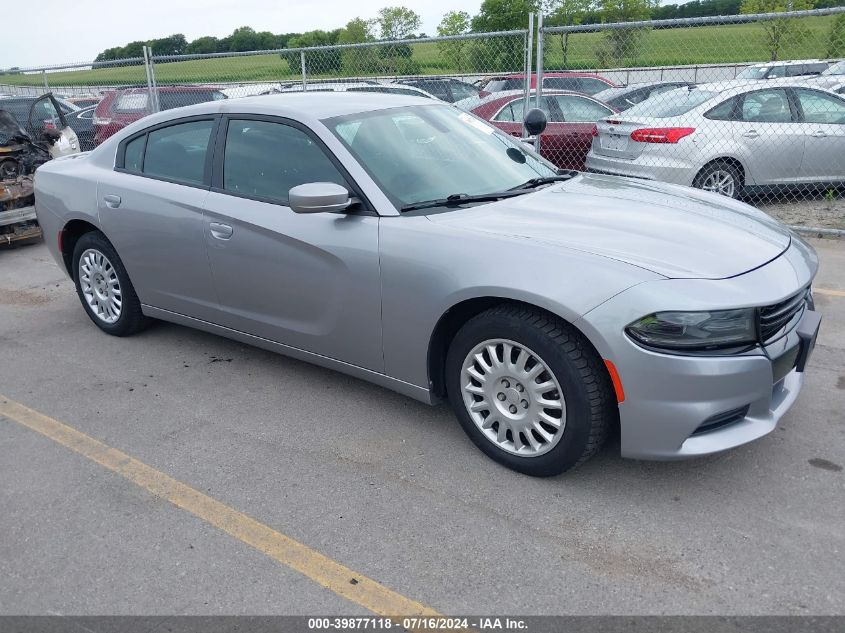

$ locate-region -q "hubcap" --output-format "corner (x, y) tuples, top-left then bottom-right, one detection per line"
(701, 170), (736, 197)
(460, 339), (566, 457)
(79, 249), (122, 324)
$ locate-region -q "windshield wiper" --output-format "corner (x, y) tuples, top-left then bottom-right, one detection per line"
(400, 191), (525, 212)
(509, 171), (578, 191)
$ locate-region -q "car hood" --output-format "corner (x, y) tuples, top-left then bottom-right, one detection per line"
(427, 173), (791, 280)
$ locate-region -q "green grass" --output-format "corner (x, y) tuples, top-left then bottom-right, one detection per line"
(1, 16), (839, 87)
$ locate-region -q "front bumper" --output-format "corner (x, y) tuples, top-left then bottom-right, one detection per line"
(576, 238), (819, 460)
(0, 205), (42, 244)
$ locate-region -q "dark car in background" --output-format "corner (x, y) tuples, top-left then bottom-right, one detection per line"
(0, 95), (95, 151)
(468, 89), (617, 170)
(93, 85), (226, 145)
(480, 72), (616, 95)
(591, 81), (693, 111)
(397, 78), (488, 103)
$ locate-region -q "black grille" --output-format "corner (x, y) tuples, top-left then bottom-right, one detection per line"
(759, 287), (809, 342)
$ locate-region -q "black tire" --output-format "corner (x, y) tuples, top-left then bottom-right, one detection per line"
(693, 160), (743, 199)
(72, 231), (149, 337)
(445, 304), (615, 477)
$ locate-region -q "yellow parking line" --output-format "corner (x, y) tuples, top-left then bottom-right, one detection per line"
(0, 395), (439, 617)
(814, 287), (845, 298)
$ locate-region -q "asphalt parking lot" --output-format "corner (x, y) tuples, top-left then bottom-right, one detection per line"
(1, 237), (843, 616)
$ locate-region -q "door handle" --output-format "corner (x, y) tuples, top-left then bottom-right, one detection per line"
(103, 194), (121, 208)
(810, 130), (827, 138)
(209, 222), (233, 240)
(742, 130), (759, 138)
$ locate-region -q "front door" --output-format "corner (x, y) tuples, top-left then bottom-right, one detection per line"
(202, 116), (383, 371)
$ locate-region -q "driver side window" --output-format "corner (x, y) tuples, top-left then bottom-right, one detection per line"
(222, 119), (346, 204)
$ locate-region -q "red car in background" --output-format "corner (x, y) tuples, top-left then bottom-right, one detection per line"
(480, 72), (616, 96)
(469, 90), (618, 170)
(93, 85), (226, 145)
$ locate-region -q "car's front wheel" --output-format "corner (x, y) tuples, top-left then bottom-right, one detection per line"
(445, 304), (615, 476)
(72, 231), (149, 337)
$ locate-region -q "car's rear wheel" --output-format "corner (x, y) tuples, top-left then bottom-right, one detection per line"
(694, 161), (743, 199)
(72, 231), (148, 337)
(445, 304), (615, 476)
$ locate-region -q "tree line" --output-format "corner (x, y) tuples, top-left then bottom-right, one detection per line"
(93, 0), (843, 62)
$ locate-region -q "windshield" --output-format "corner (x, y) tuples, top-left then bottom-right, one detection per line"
(823, 60), (845, 76)
(623, 88), (718, 118)
(325, 105), (556, 209)
(736, 66), (769, 80)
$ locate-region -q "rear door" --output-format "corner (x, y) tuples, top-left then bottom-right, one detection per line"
(732, 88), (803, 185)
(547, 94), (615, 170)
(793, 88), (845, 182)
(97, 116), (219, 321)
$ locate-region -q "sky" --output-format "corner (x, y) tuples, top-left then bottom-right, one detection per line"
(4, 0), (485, 69)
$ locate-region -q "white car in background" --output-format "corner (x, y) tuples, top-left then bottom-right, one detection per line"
(810, 60), (845, 94)
(735, 59), (831, 80)
(585, 82), (845, 198)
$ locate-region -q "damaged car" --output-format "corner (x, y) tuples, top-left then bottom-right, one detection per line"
(1, 93), (80, 245)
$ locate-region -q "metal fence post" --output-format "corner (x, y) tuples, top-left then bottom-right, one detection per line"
(41, 70), (48, 92)
(301, 51), (307, 90)
(522, 12), (534, 138)
(142, 46), (160, 114)
(535, 11), (544, 153)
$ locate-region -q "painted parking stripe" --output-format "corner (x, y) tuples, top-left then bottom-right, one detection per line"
(0, 395), (439, 618)
(814, 287), (845, 298)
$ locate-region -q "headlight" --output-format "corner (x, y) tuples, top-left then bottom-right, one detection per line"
(625, 309), (757, 351)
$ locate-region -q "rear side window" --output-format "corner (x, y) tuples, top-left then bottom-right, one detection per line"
(142, 120), (214, 185)
(123, 135), (146, 172)
(222, 119), (346, 204)
(572, 78), (611, 95)
(450, 83), (479, 101)
(705, 97), (738, 121)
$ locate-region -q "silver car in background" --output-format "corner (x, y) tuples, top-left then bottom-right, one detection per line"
(34, 93), (821, 476)
(586, 82), (845, 198)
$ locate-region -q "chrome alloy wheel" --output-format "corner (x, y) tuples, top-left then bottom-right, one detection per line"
(700, 169), (736, 197)
(460, 338), (566, 457)
(79, 248), (122, 324)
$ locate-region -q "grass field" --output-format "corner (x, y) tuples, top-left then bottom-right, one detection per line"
(1, 15), (839, 87)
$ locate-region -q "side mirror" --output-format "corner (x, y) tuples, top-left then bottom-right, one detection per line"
(524, 108), (548, 136)
(289, 182), (351, 214)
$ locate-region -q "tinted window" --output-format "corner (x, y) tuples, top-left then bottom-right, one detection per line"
(143, 119), (214, 185)
(787, 63), (827, 76)
(824, 61), (845, 76)
(223, 119), (346, 203)
(740, 89), (792, 123)
(552, 95), (613, 121)
(624, 89), (718, 118)
(796, 89), (845, 124)
(450, 83), (480, 101)
(159, 91), (226, 110)
(736, 66), (768, 80)
(123, 135), (145, 172)
(484, 79), (522, 92)
(572, 78), (611, 95)
(407, 81), (449, 100)
(705, 97), (737, 121)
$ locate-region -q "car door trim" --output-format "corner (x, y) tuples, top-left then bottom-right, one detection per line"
(208, 113), (376, 215)
(114, 114), (221, 191)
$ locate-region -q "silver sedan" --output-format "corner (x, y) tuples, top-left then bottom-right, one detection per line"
(586, 82), (845, 198)
(34, 93), (820, 476)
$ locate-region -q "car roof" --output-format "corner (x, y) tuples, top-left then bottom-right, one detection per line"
(490, 72), (607, 79)
(135, 91), (437, 122)
(746, 59), (828, 68)
(592, 81), (687, 99)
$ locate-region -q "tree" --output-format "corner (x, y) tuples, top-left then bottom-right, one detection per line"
(282, 30), (342, 75)
(740, 0), (816, 61)
(230, 26), (261, 52)
(376, 6), (421, 40)
(827, 13), (845, 57)
(338, 18), (380, 74)
(186, 36), (220, 55)
(594, 0), (658, 67)
(545, 0), (594, 68)
(437, 11), (472, 71)
(472, 0), (540, 32)
(148, 34), (188, 56)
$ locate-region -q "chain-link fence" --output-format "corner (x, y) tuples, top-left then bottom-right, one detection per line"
(2, 8), (845, 231)
(534, 7), (845, 230)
